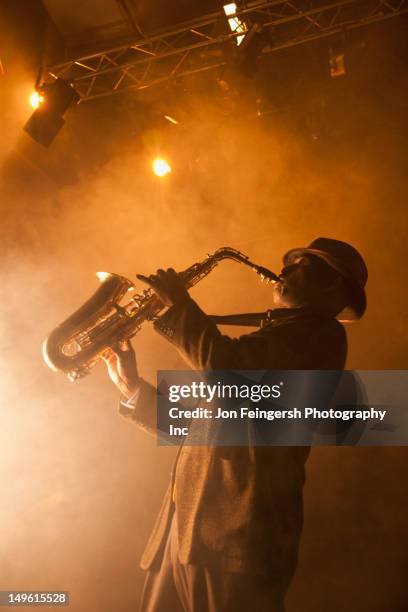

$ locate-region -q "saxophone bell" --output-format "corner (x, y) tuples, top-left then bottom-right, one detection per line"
(42, 271), (135, 381)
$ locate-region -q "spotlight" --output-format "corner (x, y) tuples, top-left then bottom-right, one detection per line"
(152, 158), (171, 177)
(223, 3), (237, 16)
(24, 78), (80, 147)
(223, 2), (247, 45)
(29, 91), (44, 109)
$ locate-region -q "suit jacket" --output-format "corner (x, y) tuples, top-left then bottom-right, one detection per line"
(119, 298), (347, 580)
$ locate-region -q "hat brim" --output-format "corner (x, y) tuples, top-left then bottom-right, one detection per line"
(283, 247), (367, 321)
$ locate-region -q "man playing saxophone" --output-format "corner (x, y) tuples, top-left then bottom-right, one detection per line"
(103, 237), (368, 612)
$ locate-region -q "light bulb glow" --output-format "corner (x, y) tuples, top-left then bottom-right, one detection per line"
(152, 158), (172, 177)
(29, 91), (44, 109)
(164, 115), (179, 125)
(227, 16), (248, 45)
(223, 3), (237, 16)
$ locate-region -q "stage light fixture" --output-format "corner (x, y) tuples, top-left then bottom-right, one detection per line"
(24, 78), (80, 147)
(223, 2), (248, 45)
(223, 3), (237, 16)
(29, 91), (44, 109)
(152, 158), (171, 177)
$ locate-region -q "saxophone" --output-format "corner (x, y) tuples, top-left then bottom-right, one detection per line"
(42, 247), (279, 381)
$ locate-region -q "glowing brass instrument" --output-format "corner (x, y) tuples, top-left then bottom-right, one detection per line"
(43, 247), (279, 381)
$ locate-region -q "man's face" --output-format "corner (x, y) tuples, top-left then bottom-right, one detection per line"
(272, 254), (341, 308)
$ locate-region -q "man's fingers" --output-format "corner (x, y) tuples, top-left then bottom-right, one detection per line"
(109, 339), (135, 361)
(136, 273), (151, 283)
(116, 338), (133, 352)
(138, 269), (178, 280)
(102, 348), (116, 364)
(156, 268), (178, 279)
(137, 273), (159, 288)
(136, 267), (186, 308)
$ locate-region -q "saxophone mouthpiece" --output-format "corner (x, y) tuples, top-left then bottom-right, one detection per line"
(254, 266), (279, 283)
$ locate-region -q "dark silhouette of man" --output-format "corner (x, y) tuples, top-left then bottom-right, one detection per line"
(103, 238), (368, 612)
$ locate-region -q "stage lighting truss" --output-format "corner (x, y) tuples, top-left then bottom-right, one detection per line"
(42, 0), (407, 102)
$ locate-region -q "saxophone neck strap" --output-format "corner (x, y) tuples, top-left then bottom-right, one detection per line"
(209, 307), (315, 327)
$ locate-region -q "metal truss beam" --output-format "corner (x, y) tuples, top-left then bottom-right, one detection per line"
(46, 0), (408, 101)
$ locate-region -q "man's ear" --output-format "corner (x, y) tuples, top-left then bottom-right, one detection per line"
(316, 273), (344, 295)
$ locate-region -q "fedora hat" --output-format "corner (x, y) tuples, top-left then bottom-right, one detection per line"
(283, 237), (368, 320)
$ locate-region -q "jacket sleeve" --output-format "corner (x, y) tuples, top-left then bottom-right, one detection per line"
(153, 298), (347, 371)
(118, 377), (157, 435)
(153, 297), (269, 370)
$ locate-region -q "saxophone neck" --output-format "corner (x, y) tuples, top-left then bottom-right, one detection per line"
(179, 246), (278, 289)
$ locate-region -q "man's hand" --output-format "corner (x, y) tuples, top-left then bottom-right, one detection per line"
(136, 268), (189, 308)
(102, 339), (140, 399)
